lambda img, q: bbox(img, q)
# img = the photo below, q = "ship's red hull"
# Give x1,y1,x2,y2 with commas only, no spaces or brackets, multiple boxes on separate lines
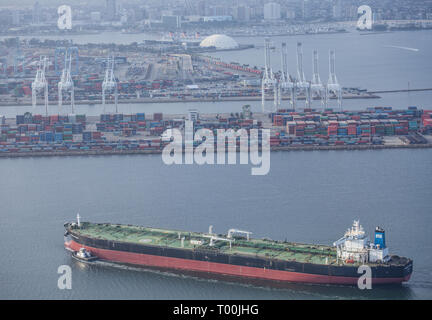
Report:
65,240,410,285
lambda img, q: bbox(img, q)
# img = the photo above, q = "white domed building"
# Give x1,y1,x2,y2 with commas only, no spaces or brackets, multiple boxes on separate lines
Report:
199,34,239,50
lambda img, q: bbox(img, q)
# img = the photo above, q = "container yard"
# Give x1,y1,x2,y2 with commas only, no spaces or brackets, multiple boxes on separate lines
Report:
1,106,431,157
268,106,432,148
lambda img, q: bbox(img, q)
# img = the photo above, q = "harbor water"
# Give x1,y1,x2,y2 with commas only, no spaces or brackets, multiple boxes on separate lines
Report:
0,149,431,299
0,91,431,118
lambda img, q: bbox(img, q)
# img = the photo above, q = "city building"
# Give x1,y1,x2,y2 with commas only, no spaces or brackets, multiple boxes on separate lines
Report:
234,5,251,22
333,0,342,19
264,2,281,20
106,0,117,21
197,1,207,16
91,12,102,23
202,16,233,22
32,1,41,24
12,11,20,26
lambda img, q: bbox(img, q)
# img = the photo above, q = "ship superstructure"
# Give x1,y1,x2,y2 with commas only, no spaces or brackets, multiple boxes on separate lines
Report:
334,221,389,264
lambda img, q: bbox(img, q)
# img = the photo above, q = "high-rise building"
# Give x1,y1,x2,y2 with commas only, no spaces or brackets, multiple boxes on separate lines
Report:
264,2,281,20
134,7,147,21
120,12,128,24
106,0,116,21
12,11,20,25
235,5,250,21
301,0,306,19
214,6,227,16
333,0,342,19
91,11,101,23
197,1,207,16
250,6,263,20
286,9,295,20
32,1,40,24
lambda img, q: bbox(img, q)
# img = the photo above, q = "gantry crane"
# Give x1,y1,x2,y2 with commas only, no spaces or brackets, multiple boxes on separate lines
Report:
310,49,325,109
295,42,310,109
326,50,342,110
31,55,49,116
102,56,118,113
58,51,75,113
278,42,296,110
261,38,278,113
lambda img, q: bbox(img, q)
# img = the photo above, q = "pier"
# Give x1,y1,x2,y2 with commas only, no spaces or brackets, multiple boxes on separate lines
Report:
1,142,431,159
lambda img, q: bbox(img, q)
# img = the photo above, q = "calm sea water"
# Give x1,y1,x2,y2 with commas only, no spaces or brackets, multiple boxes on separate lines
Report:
214,30,432,91
0,149,431,299
0,31,431,300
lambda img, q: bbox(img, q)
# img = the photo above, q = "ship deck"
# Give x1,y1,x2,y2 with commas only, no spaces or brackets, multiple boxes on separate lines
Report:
72,222,339,265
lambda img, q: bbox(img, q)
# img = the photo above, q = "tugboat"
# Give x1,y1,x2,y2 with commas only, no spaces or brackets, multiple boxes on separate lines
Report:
72,247,98,263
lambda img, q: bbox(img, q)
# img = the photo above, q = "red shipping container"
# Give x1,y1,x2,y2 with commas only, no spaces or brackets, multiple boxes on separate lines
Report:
348,125,357,135
22,86,32,95
154,113,163,121
92,132,102,139
50,115,59,124
328,125,338,135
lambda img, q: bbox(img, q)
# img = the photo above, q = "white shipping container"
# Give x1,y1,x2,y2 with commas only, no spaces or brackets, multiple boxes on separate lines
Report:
73,134,83,142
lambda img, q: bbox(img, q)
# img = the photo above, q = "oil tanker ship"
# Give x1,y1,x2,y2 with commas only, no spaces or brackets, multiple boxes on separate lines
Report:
64,216,412,286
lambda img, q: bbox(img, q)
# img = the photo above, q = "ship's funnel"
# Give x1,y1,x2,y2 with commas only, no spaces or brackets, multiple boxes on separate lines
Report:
374,227,386,248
